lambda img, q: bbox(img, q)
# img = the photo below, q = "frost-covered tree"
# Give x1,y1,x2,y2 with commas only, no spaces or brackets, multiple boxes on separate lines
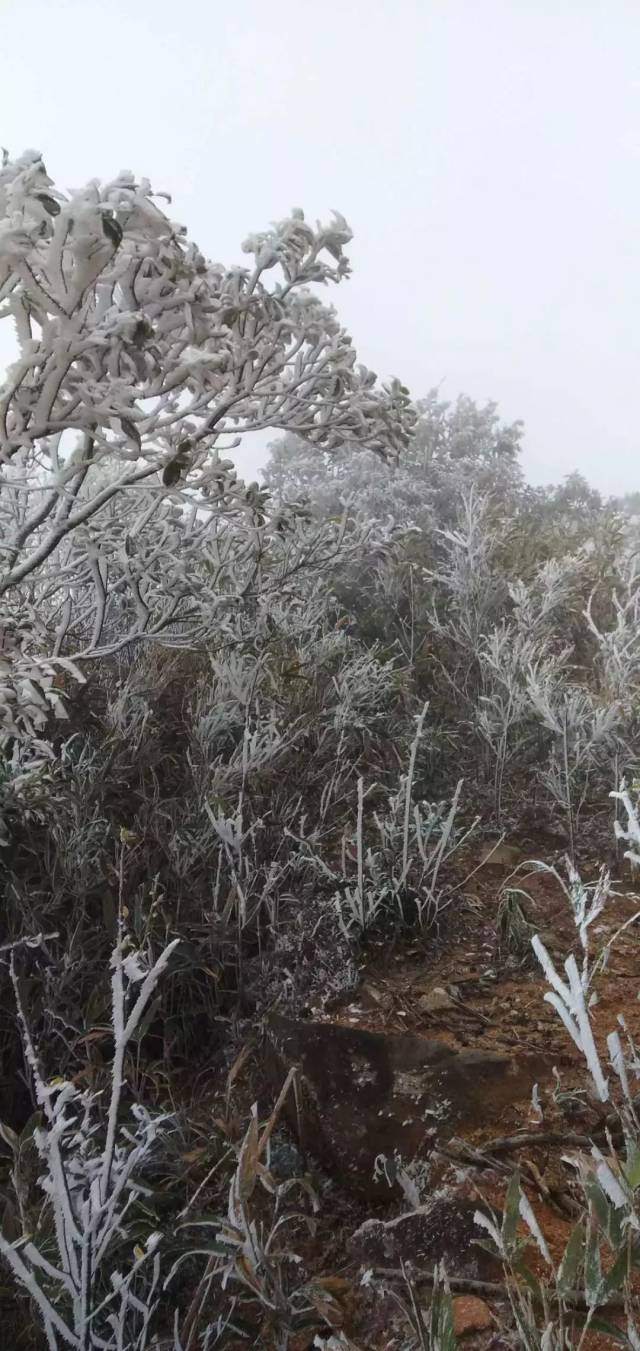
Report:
0,149,415,733
265,389,523,524
262,393,525,670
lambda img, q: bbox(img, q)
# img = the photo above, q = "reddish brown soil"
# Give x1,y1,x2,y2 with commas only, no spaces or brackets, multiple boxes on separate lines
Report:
277,842,640,1348
181,839,640,1348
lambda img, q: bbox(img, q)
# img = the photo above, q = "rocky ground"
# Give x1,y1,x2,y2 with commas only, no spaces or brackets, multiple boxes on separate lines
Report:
245,834,640,1349
5,831,639,1348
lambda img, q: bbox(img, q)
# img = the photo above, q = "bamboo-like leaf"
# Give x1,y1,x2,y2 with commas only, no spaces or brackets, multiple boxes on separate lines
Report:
513,1259,544,1304
585,1177,615,1233
502,1171,522,1253
586,1318,630,1345
599,1246,629,1300
624,1142,640,1191
0,1121,19,1154
556,1221,585,1296
584,1212,603,1305
236,1109,261,1204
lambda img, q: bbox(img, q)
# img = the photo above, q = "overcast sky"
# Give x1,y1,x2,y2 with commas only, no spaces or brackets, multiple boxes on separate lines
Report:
2,0,639,495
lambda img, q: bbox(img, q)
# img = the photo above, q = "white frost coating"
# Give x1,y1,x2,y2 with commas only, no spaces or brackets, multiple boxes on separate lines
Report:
591,1148,632,1215
611,783,640,867
607,1029,633,1104
0,149,415,743
0,936,177,1348
532,937,609,1101
473,1209,504,1255
518,1191,552,1265
627,1320,640,1351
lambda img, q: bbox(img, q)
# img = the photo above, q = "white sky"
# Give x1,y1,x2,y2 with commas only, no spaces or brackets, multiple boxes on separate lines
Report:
1,0,639,495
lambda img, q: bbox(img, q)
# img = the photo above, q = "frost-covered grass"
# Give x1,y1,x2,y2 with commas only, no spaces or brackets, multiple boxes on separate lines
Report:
2,147,640,1348
474,787,640,1348
0,923,179,1350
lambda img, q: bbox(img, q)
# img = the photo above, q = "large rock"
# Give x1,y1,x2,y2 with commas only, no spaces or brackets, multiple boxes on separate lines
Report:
264,1014,547,1198
350,1189,501,1280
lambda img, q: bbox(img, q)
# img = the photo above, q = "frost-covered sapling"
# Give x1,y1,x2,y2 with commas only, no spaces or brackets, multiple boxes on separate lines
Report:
0,928,180,1350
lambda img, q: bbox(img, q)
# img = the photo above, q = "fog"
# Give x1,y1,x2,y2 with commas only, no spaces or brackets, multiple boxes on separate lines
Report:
2,0,639,493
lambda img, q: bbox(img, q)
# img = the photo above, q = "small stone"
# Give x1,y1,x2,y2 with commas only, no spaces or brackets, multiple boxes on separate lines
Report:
418,987,454,1013
452,1295,493,1336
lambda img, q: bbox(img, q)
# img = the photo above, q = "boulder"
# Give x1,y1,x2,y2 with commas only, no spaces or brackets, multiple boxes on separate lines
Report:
264,1013,548,1198
349,1189,501,1280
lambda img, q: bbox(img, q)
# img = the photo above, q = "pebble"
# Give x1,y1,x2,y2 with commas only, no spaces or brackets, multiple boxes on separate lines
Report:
451,1294,494,1336
418,986,455,1013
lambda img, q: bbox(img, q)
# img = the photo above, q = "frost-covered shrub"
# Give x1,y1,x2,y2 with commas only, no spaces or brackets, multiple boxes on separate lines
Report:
266,421,640,837
4,140,640,1351
526,674,623,856
0,932,179,1351
474,788,640,1348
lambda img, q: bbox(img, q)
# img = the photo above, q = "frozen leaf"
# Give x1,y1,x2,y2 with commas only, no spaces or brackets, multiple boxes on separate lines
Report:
36,193,60,216
101,213,123,249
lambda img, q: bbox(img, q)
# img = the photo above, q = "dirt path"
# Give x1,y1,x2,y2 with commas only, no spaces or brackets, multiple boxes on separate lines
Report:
280,843,640,1348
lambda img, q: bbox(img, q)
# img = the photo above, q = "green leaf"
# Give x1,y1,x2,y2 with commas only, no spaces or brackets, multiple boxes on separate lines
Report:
177,1212,230,1231
36,193,60,216
598,1246,629,1301
424,1267,458,1351
585,1176,625,1249
130,995,162,1046
162,440,192,487
502,1170,521,1254
120,417,141,451
102,213,123,250
624,1142,640,1191
511,1301,545,1351
19,1111,42,1148
583,1317,629,1344
513,1259,544,1305
0,1120,19,1154
585,1178,612,1232
1,1197,20,1243
101,889,118,941
236,1111,260,1203
162,458,183,487
605,1202,625,1252
556,1221,585,1297
584,1213,603,1306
